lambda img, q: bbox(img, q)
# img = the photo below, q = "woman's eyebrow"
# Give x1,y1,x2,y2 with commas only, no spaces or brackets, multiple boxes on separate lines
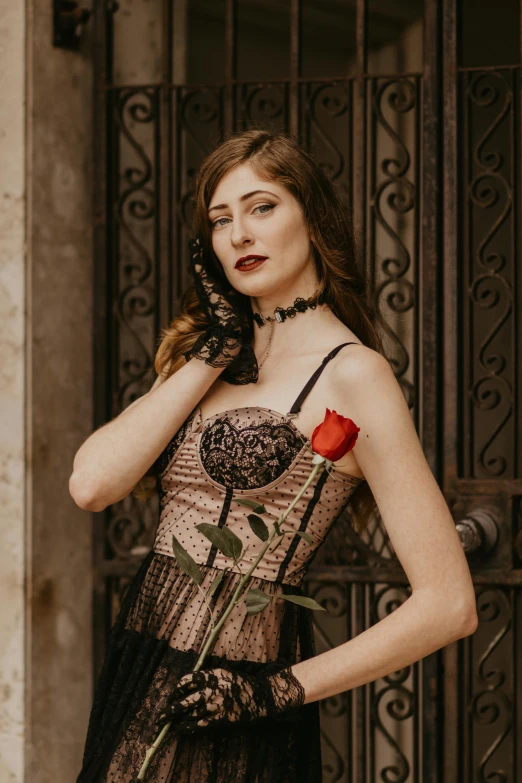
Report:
208,190,278,214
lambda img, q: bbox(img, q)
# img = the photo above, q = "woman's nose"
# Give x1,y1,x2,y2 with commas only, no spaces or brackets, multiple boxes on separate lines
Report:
230,215,254,246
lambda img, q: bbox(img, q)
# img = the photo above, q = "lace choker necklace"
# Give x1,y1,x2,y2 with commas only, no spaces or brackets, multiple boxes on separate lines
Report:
252,291,320,327
252,291,321,369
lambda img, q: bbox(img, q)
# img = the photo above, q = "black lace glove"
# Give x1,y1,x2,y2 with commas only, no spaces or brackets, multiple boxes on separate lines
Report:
184,235,259,385
157,666,306,734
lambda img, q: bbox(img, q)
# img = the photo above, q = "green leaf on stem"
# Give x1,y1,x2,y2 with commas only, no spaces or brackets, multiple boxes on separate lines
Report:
171,534,202,585
245,588,272,615
247,514,269,541
279,594,326,611
295,530,313,545
273,520,283,536
206,569,226,599
196,523,243,561
233,497,266,514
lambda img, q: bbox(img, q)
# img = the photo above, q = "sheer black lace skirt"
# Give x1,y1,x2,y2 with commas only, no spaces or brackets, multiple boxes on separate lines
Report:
75,551,322,783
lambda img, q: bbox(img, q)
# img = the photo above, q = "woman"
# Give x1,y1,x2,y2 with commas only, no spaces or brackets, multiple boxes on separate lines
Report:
71,130,478,782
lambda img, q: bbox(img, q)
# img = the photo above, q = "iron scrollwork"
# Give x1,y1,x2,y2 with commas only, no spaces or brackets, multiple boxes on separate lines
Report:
464,70,515,479
370,585,416,783
113,87,159,409
306,81,352,182
305,580,418,783
469,587,513,782
371,76,419,412
105,87,161,562
240,83,288,132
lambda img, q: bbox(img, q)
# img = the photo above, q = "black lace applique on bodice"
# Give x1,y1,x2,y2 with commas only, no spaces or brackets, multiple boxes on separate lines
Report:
199,416,307,490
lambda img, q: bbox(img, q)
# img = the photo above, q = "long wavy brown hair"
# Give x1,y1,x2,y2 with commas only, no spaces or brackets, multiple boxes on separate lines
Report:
133,129,388,534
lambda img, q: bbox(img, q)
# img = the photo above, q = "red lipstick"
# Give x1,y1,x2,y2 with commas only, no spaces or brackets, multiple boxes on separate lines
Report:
236,259,266,272
235,254,268,269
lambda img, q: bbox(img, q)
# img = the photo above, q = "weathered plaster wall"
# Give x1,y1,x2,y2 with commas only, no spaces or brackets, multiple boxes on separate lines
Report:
0,0,26,780
0,0,95,780
25,1,95,780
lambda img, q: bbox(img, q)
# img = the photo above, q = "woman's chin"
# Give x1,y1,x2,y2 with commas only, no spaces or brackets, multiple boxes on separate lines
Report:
232,277,275,295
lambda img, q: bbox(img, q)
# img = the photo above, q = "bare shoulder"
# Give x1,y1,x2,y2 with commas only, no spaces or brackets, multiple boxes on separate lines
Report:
331,343,394,389
330,343,394,401
329,344,411,435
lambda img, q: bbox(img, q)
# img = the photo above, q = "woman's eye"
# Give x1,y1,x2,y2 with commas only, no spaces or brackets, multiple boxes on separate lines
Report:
211,203,275,229
255,203,275,216
212,216,230,229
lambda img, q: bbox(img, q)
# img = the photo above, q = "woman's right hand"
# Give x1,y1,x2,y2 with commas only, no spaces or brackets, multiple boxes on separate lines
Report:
184,236,259,385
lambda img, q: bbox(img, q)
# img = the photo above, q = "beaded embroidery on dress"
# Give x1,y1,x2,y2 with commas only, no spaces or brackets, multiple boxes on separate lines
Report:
75,342,365,783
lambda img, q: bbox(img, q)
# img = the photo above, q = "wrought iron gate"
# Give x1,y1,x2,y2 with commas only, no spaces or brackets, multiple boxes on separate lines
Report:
92,1,522,780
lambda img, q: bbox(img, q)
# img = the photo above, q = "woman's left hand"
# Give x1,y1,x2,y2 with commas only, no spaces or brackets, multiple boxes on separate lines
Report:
157,666,306,733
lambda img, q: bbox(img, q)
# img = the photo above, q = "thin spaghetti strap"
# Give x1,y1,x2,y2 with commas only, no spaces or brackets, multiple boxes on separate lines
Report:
286,342,361,417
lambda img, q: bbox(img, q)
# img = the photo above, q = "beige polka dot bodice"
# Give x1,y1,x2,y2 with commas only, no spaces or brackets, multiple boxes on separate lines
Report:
153,342,365,587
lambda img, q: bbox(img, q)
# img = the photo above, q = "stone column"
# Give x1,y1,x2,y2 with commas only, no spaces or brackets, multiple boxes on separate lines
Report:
0,1,95,780
0,0,26,778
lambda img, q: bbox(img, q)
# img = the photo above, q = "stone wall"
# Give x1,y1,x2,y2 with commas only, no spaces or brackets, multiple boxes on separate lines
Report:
0,0,26,778
0,1,95,780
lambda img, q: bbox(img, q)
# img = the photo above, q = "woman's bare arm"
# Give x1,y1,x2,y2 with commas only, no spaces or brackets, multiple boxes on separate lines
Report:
69,358,224,512
290,348,478,703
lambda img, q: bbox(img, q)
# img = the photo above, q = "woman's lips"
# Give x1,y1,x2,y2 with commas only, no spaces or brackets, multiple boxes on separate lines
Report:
236,259,266,272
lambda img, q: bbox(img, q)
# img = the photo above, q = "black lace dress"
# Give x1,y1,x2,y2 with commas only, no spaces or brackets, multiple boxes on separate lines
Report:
76,342,364,783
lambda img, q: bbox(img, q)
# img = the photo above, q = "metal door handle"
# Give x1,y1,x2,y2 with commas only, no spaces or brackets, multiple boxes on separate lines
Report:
455,510,499,555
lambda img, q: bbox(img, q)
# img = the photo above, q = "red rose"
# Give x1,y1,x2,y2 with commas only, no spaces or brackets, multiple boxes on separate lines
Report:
311,408,360,461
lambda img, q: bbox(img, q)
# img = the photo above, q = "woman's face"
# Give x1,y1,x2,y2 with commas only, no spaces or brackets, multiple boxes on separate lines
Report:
208,163,315,296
